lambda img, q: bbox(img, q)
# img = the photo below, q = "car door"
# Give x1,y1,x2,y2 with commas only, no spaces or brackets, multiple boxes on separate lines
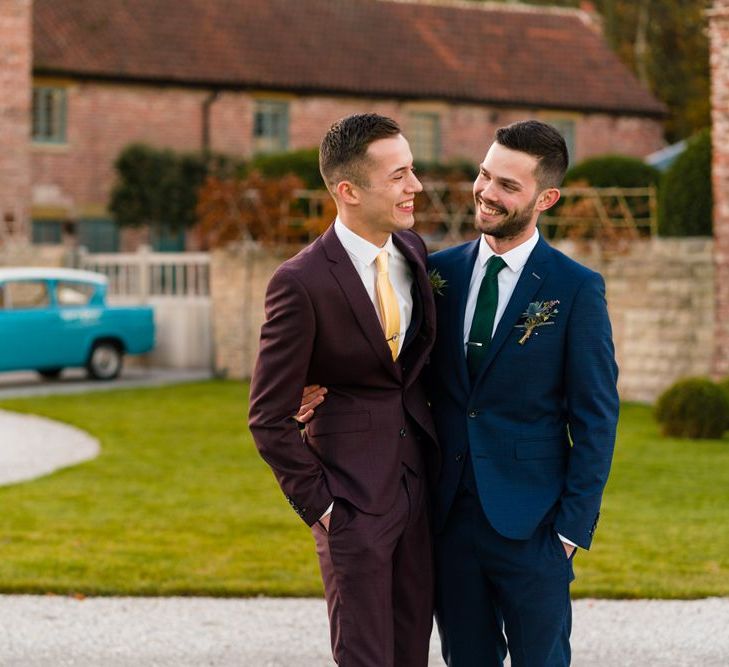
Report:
0,279,58,371
52,279,103,366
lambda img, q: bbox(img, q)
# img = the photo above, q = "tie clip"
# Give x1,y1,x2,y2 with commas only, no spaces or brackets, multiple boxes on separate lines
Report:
466,341,484,347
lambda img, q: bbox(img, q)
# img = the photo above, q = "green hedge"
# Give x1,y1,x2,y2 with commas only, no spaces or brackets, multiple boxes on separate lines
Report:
658,129,712,237
564,155,661,188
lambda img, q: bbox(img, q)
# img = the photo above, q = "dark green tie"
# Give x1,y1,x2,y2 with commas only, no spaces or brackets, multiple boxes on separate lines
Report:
467,255,507,379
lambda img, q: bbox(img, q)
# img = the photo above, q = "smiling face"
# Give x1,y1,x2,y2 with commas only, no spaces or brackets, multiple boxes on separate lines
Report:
346,133,422,246
473,142,545,249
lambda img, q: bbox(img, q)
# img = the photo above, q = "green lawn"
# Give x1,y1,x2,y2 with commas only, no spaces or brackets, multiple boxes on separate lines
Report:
0,382,727,598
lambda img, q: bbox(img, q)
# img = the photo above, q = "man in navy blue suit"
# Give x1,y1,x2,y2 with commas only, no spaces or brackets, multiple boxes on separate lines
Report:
427,120,618,666
299,120,618,665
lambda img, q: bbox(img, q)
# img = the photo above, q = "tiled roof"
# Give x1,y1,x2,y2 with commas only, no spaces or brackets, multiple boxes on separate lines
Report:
33,0,666,116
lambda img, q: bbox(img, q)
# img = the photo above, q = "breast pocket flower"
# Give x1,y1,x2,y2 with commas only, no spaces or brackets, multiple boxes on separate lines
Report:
515,300,559,345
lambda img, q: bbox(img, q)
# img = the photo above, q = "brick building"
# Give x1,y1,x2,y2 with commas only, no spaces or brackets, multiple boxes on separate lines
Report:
3,0,665,252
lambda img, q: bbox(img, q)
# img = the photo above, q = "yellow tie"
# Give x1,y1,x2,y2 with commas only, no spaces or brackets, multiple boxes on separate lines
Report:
375,250,401,361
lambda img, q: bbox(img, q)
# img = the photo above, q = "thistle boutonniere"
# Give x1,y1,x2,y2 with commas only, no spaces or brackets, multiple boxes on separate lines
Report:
514,300,560,345
428,269,447,296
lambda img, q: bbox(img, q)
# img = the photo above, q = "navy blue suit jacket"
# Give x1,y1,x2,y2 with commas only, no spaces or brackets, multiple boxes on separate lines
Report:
427,235,619,549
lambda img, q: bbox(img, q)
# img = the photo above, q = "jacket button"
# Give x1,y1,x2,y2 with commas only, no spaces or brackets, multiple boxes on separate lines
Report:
399,428,407,438
468,410,479,418
455,453,464,462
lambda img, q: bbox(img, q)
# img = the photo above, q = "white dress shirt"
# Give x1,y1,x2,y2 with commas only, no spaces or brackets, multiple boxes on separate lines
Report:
334,218,413,356
462,229,577,551
463,229,539,352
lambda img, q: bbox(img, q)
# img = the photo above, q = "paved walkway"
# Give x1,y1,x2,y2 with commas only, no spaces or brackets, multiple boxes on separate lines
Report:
1,374,727,665
0,367,212,400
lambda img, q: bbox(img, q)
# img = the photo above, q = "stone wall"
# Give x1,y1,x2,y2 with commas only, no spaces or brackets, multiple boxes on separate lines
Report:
210,243,292,379
709,1,729,377
211,236,715,403
554,238,715,403
0,241,65,268
0,0,32,242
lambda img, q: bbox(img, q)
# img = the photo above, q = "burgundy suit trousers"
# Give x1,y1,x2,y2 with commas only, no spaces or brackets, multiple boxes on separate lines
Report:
312,468,433,667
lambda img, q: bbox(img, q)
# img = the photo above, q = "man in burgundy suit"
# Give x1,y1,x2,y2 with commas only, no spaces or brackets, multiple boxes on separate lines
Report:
248,113,439,667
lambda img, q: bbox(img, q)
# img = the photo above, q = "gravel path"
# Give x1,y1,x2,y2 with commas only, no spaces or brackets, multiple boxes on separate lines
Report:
0,595,728,666
0,409,99,485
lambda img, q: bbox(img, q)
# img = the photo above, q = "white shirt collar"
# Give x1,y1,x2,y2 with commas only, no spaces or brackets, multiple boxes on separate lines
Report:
477,228,540,272
334,217,396,266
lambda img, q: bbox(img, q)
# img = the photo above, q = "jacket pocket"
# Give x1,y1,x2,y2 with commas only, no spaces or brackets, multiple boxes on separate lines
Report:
307,410,371,437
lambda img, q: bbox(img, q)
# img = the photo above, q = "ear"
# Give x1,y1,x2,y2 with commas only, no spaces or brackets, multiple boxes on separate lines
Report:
335,180,360,205
535,188,560,212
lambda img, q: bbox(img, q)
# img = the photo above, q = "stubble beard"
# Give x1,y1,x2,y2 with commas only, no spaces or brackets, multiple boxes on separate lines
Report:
474,194,538,240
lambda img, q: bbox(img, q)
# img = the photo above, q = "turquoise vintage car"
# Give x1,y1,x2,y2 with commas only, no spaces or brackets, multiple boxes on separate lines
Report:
0,267,155,380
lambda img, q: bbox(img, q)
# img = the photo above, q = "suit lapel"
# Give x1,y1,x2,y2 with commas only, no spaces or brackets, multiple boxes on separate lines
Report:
472,237,552,386
392,233,435,385
322,225,401,381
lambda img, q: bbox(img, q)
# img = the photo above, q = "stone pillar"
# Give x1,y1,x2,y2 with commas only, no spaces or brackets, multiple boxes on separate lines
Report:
0,0,32,244
710,0,729,377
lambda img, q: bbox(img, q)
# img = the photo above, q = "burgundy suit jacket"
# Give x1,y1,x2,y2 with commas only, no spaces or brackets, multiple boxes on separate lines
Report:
249,224,438,526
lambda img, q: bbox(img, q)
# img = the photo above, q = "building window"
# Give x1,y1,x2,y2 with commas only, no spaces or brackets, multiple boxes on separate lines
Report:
547,118,576,165
409,113,440,164
78,219,120,253
253,100,289,154
32,86,67,144
32,220,63,245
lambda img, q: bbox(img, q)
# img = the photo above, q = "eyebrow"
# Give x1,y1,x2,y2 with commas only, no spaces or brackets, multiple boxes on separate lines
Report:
479,165,522,189
389,165,411,177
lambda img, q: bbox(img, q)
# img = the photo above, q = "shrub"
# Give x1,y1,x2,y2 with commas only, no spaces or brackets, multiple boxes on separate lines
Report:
719,377,729,401
564,155,661,189
658,128,712,237
654,377,729,439
250,148,323,189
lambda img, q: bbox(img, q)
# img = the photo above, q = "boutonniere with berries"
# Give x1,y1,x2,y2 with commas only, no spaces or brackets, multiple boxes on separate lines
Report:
515,300,560,345
428,269,447,296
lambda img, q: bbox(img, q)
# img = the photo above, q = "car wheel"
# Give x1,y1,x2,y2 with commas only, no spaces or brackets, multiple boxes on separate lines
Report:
38,368,63,380
87,342,124,380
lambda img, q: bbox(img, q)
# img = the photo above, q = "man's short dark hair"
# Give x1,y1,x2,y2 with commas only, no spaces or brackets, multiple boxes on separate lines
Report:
495,120,569,189
319,113,401,192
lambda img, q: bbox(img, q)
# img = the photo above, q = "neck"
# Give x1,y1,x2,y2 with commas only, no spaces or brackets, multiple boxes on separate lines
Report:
338,215,389,248
483,224,537,255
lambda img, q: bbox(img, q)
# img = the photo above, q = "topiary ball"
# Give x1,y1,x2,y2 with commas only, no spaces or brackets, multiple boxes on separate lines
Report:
655,377,729,439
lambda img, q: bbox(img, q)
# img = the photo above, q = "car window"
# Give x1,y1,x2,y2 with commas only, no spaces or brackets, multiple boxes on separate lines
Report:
57,281,95,306
3,281,51,309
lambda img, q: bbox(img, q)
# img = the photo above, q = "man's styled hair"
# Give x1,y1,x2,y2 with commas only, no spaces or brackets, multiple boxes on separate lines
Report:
495,120,569,189
319,113,401,193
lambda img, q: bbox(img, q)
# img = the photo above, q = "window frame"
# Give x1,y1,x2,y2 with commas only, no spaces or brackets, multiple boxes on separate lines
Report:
32,86,68,145
253,100,289,154
409,112,441,165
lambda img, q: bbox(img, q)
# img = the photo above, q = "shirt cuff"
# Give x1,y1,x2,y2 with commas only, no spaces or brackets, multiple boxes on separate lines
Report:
319,502,334,522
558,533,578,548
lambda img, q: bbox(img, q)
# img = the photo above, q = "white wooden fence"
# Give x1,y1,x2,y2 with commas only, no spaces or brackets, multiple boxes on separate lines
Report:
78,246,212,369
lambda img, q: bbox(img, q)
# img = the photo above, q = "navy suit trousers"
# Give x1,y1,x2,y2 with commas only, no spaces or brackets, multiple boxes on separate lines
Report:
435,460,575,667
